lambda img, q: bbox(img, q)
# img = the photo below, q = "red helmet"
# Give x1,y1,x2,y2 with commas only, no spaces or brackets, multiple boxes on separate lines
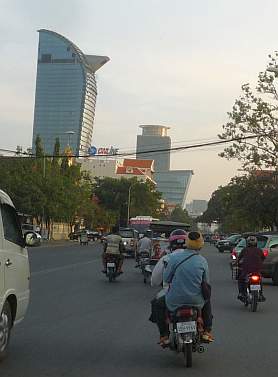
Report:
169,229,187,250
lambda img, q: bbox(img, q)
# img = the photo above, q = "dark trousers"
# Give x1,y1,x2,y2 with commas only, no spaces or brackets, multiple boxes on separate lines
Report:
150,295,213,337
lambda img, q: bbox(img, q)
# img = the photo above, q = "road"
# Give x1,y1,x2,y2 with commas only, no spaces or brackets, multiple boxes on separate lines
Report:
1,242,278,377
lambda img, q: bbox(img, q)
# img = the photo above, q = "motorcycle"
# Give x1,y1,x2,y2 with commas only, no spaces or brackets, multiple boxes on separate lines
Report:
241,273,264,312
231,251,239,280
138,250,151,282
142,258,158,284
168,306,208,368
106,256,120,283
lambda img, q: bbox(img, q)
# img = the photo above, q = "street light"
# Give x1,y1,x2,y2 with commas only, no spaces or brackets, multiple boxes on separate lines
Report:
65,131,75,149
127,182,137,226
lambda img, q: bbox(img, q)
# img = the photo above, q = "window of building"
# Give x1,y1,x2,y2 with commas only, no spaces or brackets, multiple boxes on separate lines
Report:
41,54,52,63
1,204,24,246
67,46,70,51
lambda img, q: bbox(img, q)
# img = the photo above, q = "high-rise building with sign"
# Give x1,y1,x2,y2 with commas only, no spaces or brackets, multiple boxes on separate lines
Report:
32,29,109,155
136,125,193,208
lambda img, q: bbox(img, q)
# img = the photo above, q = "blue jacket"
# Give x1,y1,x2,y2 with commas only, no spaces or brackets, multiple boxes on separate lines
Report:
163,249,209,312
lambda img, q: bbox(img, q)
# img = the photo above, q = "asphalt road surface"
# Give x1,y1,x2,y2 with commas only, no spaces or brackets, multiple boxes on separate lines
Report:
1,242,278,377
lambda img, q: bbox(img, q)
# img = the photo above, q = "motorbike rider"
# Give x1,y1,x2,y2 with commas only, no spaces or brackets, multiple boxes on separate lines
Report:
102,225,124,274
150,230,214,347
237,235,266,301
135,231,152,266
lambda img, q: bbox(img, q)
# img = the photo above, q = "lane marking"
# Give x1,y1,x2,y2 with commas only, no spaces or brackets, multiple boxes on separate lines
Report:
31,258,99,277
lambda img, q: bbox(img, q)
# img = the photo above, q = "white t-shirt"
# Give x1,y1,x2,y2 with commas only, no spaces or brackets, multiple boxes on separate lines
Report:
138,237,152,252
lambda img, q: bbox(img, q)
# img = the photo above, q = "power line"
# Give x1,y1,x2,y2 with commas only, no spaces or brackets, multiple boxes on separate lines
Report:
0,133,267,159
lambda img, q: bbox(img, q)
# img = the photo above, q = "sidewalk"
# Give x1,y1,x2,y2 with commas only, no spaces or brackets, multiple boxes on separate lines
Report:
40,239,77,248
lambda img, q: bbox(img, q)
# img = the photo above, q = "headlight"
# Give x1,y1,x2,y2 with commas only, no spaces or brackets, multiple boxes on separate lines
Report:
232,255,237,260
123,241,127,245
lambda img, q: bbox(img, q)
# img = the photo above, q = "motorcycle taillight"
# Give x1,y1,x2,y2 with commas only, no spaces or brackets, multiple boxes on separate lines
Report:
177,308,193,317
250,275,261,283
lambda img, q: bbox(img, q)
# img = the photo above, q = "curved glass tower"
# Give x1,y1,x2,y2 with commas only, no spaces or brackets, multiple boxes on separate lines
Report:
32,29,109,155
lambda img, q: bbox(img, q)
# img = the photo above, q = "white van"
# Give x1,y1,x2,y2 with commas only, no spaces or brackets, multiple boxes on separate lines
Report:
0,190,34,360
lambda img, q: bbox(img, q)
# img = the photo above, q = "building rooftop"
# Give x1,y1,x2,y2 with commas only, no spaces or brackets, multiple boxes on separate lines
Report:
123,159,154,169
38,29,110,73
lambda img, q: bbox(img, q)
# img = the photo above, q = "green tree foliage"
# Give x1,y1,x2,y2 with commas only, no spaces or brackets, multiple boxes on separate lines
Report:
92,177,163,225
201,174,278,232
35,135,44,157
169,205,191,224
219,53,278,170
0,154,94,236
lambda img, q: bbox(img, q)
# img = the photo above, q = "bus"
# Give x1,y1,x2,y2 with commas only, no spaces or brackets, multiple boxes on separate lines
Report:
129,216,159,234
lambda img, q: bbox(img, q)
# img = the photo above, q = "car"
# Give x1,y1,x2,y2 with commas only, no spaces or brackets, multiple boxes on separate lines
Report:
87,230,101,241
216,234,242,253
0,189,38,360
68,230,81,240
119,228,139,257
231,233,278,285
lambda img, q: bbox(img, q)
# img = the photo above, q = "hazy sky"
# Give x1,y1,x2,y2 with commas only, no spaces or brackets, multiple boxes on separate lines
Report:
1,0,278,202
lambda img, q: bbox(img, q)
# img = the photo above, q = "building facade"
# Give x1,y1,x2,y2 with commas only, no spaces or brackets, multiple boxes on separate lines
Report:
155,170,193,208
186,200,208,218
136,125,171,172
136,125,193,208
32,29,109,155
80,158,155,183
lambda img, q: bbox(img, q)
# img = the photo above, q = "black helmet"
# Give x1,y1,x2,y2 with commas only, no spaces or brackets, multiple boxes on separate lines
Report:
169,229,187,250
247,235,257,247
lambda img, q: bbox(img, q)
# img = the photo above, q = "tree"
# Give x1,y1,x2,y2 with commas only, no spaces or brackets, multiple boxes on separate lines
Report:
201,174,278,232
219,53,278,170
92,177,163,225
169,205,191,223
35,135,44,157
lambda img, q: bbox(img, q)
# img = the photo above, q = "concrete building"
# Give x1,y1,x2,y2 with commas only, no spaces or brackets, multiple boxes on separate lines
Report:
136,125,193,208
186,200,208,218
136,125,171,172
80,158,155,183
32,29,109,155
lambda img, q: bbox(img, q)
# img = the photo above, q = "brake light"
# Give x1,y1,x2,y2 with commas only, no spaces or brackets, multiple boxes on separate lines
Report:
250,275,260,283
177,308,193,317
263,248,269,257
231,250,237,258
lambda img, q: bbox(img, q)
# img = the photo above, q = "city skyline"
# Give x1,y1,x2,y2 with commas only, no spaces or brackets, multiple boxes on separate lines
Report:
1,0,277,201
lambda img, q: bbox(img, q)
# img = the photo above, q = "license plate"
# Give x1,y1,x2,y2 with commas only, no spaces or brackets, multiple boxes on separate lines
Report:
250,285,261,291
177,321,196,334
107,262,115,268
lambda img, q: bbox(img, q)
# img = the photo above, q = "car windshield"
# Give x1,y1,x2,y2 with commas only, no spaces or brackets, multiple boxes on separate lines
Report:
119,230,134,238
22,224,33,231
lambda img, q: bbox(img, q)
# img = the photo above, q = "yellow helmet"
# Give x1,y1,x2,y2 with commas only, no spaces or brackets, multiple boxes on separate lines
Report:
186,231,204,250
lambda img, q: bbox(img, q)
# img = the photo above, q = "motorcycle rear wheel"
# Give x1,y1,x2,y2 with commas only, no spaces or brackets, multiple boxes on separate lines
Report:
251,292,258,312
184,343,193,368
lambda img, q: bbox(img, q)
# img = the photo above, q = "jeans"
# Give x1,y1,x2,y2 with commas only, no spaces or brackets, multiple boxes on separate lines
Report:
150,295,213,337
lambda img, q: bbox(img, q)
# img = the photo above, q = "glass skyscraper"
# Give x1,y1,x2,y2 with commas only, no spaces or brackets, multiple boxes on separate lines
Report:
32,29,109,155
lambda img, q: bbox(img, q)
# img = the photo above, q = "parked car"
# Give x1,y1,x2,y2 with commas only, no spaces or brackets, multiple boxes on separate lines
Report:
119,228,139,257
231,233,278,285
87,231,101,241
0,189,38,360
216,234,242,253
68,230,81,240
